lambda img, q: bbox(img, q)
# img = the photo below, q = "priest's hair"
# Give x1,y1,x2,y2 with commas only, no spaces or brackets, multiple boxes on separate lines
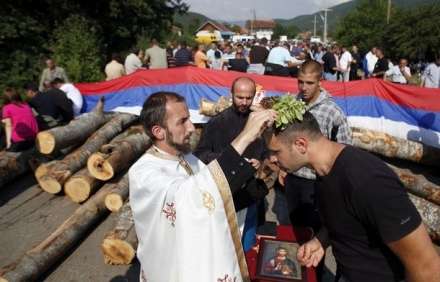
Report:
140,91,185,140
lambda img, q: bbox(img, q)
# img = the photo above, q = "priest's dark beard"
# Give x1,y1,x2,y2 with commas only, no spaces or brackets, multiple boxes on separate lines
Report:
165,128,192,155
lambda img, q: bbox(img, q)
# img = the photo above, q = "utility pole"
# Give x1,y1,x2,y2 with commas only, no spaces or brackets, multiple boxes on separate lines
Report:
313,14,317,37
250,9,256,36
323,9,331,44
387,0,392,24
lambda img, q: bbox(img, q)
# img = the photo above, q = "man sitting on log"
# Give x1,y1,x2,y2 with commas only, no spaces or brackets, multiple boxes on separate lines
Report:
129,91,276,282
265,107,440,282
194,77,269,253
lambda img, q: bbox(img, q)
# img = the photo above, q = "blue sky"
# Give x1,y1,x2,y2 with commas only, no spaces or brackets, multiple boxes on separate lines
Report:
184,0,352,21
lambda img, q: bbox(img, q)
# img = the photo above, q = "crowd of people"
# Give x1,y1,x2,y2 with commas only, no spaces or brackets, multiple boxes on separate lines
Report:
107,38,440,88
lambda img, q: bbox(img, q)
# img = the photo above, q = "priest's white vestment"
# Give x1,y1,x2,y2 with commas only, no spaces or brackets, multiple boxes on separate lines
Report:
129,146,250,282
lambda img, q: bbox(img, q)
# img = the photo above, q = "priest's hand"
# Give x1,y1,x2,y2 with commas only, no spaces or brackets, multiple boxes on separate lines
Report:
246,158,261,170
297,237,324,268
231,110,276,155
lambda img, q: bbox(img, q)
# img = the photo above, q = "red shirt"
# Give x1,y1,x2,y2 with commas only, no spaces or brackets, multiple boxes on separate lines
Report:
2,103,39,142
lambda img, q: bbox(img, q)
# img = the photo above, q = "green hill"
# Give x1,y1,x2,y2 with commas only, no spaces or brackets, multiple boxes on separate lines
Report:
173,11,211,32
276,0,439,33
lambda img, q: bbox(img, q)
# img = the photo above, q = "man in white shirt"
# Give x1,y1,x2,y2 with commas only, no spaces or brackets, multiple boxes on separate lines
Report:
124,49,144,75
51,78,83,116
421,57,440,88
385,59,411,84
365,47,378,76
207,43,223,68
339,46,353,82
265,42,293,77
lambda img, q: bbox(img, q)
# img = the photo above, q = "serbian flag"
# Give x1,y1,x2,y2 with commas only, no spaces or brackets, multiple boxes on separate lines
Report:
76,66,440,149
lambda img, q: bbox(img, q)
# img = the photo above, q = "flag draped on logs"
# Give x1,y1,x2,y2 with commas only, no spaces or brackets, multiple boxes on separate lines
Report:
36,98,108,155
351,127,440,167
64,167,103,203
101,202,138,265
35,113,137,194
87,133,151,181
0,175,129,282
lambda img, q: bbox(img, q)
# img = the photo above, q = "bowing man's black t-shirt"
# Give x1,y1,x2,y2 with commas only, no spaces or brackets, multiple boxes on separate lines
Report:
316,146,421,282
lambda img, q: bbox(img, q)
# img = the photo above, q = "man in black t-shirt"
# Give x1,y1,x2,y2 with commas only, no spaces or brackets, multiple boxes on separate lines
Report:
265,112,440,282
322,45,339,81
371,47,389,79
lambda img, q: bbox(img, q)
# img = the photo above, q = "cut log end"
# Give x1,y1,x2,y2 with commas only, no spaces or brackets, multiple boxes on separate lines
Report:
88,153,114,181
38,175,62,194
105,194,124,212
102,238,136,265
36,131,56,155
64,178,92,203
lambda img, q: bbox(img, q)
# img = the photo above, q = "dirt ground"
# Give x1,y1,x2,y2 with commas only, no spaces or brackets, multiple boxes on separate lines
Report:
0,175,137,282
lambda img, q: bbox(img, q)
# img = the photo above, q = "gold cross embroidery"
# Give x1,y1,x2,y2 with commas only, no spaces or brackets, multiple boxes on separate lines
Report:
178,156,215,214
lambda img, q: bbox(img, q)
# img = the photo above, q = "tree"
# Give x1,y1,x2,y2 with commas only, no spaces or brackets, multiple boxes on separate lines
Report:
335,0,388,53
385,4,440,61
0,0,188,94
273,23,300,40
52,15,104,83
335,0,440,61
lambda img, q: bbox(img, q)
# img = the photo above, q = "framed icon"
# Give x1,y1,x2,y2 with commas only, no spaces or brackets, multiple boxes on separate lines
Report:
255,238,307,281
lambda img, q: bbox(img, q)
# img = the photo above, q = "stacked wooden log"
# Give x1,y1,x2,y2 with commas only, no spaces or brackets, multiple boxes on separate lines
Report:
101,202,138,265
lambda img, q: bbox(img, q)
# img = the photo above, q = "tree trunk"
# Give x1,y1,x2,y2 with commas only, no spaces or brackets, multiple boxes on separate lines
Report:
409,194,440,243
87,133,151,181
0,149,35,187
0,175,129,282
386,163,440,206
64,167,103,203
36,97,107,155
101,202,138,265
352,127,440,167
199,97,231,116
35,113,137,194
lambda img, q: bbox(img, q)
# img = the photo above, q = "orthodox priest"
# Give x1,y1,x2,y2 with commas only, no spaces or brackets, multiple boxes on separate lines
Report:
129,91,276,282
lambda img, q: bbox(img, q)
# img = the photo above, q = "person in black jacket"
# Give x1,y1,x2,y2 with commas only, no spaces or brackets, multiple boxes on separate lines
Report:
194,77,269,251
24,82,73,130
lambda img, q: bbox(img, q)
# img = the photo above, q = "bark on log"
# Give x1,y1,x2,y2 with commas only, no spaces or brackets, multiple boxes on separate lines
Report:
352,127,440,167
0,149,36,187
386,163,440,206
36,97,107,155
87,133,151,181
101,202,138,265
104,180,129,213
409,194,440,243
0,175,129,282
199,97,231,116
35,113,137,194
64,167,104,203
